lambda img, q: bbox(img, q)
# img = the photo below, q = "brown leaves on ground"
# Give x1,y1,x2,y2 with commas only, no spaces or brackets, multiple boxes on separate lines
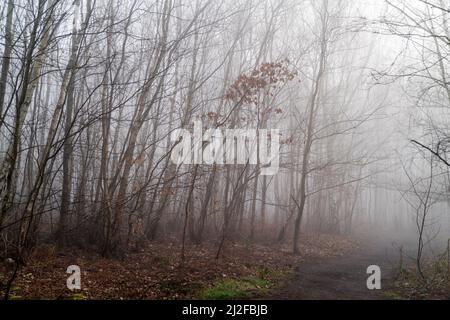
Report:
0,234,358,300
391,260,450,300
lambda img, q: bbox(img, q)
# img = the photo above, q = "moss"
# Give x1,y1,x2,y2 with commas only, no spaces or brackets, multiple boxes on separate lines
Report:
6,286,22,300
66,292,86,300
198,277,271,300
383,290,405,300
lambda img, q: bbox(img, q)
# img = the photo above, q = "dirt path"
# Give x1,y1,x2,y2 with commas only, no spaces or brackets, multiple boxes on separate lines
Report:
269,240,399,300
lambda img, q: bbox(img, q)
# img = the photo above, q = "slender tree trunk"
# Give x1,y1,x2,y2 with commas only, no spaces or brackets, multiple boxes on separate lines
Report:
0,0,14,127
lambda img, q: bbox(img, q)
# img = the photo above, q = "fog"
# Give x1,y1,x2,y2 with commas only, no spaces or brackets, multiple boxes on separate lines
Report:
1,0,450,297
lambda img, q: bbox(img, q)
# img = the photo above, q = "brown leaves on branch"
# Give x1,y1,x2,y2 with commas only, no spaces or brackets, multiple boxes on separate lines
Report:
224,60,298,106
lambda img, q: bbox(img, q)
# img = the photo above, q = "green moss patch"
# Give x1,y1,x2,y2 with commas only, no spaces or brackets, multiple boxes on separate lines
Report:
198,277,271,300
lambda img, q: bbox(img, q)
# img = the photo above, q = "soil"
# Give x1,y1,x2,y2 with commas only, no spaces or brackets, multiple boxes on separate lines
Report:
268,239,399,300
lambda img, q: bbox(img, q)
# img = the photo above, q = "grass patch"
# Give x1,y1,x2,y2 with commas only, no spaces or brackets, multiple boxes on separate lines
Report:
198,277,271,300
65,292,86,300
6,286,22,300
383,290,405,300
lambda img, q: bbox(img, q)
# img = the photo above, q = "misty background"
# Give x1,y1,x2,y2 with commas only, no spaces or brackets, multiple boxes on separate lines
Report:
0,0,449,267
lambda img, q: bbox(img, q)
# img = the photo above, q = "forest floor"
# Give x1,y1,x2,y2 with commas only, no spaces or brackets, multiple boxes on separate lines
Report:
0,234,358,300
267,236,450,300
268,239,398,300
2,234,449,300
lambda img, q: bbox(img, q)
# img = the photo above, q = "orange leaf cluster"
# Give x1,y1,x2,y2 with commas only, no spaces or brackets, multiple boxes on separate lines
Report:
224,60,297,105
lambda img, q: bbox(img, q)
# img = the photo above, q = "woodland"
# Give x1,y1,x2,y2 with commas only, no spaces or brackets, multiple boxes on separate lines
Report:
1,0,450,300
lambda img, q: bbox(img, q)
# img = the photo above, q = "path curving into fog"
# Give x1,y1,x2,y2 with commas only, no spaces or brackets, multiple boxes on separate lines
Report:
268,239,401,300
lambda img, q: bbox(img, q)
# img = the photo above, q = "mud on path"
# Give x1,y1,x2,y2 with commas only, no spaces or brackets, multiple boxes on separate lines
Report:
269,239,400,300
